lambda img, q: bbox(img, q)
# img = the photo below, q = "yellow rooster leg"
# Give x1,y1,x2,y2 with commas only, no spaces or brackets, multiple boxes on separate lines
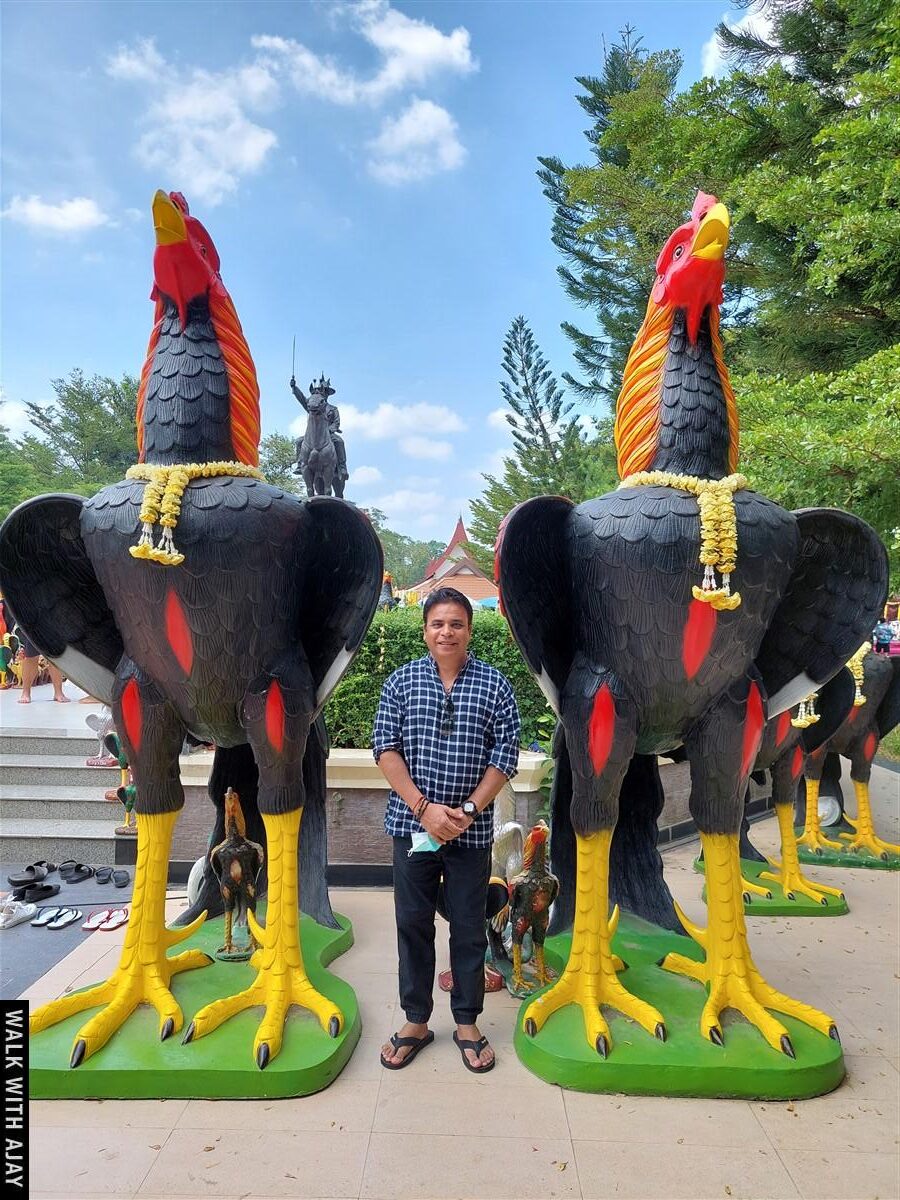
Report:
839,781,900,859
522,830,665,1056
510,943,532,994
760,804,846,905
185,807,342,1069
533,944,550,987
796,779,842,854
663,832,839,1055
29,811,211,1067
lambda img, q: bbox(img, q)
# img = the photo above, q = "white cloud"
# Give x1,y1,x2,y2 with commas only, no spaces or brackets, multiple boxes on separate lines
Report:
0,396,31,437
399,435,452,460
370,486,445,527
252,2,476,107
2,194,110,235
487,408,510,431
341,401,466,439
349,464,383,486
702,4,777,78
106,37,166,82
367,98,465,184
106,39,279,205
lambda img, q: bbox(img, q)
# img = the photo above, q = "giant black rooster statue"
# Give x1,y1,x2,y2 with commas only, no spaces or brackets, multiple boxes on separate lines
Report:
498,193,887,1060
0,191,382,1069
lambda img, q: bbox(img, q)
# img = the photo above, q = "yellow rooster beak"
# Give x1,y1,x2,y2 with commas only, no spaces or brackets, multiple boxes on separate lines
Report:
152,190,187,247
691,202,730,261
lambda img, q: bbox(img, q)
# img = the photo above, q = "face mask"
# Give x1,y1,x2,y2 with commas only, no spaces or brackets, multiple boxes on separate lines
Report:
408,830,441,856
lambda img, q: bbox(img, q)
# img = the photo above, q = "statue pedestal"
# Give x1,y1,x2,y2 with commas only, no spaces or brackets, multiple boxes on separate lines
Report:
694,855,850,916
795,825,900,871
29,908,359,1099
514,912,844,1099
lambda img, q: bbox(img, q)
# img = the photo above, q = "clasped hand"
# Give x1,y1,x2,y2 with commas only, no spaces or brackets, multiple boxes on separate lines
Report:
421,802,473,844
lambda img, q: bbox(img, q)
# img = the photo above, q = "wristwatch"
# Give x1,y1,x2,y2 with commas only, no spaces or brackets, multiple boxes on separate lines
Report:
461,800,478,819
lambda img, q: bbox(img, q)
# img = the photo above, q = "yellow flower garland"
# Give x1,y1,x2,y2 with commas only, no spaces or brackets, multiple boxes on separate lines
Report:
126,461,264,566
847,642,869,707
618,470,748,610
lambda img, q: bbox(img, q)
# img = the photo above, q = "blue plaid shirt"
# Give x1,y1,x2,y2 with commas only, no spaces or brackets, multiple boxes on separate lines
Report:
373,653,520,848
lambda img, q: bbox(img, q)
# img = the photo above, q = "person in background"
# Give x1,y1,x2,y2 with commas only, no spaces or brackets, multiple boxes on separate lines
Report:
373,586,520,1073
873,617,894,654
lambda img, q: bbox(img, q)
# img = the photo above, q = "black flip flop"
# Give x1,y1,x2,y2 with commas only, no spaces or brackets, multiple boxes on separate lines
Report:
95,867,113,884
58,860,77,875
452,1031,495,1073
7,860,55,888
64,865,94,884
47,908,82,930
380,1030,435,1070
18,883,61,904
113,869,130,888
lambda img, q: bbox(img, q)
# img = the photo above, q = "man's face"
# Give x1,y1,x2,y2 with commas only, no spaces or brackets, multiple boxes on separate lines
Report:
423,602,472,663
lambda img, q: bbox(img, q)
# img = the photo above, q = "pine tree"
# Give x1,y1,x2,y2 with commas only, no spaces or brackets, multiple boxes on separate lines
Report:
468,318,618,567
537,29,682,402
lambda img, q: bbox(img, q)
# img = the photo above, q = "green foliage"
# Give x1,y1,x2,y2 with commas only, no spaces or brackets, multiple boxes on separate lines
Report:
259,432,304,494
550,1,900,397
361,507,444,588
0,370,139,520
737,344,900,586
468,316,619,567
325,608,550,750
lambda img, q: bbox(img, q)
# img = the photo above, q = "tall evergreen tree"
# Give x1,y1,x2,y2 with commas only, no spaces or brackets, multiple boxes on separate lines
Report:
468,317,617,567
537,29,682,402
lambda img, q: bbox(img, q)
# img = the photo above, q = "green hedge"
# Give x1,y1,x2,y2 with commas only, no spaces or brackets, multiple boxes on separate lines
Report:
324,608,550,749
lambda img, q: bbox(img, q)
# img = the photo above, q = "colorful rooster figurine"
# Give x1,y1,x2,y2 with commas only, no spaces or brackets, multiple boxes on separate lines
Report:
211,787,265,960
508,822,559,996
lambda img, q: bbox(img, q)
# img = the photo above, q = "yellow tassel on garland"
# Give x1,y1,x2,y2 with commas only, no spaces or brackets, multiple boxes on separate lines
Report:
847,643,869,707
792,692,820,729
619,471,747,610
126,461,264,566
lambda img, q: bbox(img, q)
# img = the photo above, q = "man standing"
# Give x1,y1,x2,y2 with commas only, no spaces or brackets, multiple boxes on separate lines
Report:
374,586,520,1072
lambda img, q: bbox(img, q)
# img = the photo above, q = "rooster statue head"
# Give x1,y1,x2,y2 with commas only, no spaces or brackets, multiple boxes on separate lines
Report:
615,192,738,480
651,191,730,341
150,190,222,331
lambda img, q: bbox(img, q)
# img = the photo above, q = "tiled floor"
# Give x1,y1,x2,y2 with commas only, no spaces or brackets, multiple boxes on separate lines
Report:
21,764,899,1200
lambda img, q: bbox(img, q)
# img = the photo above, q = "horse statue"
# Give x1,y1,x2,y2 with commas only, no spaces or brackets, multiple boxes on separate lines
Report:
291,375,347,499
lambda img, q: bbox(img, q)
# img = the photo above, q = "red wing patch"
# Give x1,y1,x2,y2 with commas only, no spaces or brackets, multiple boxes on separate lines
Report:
588,684,615,775
682,599,717,680
165,589,193,675
863,731,878,761
740,682,765,779
775,710,792,747
121,678,142,754
790,745,804,779
265,680,285,754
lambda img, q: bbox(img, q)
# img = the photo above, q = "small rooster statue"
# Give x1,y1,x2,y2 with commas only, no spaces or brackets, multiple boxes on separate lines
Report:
508,822,559,996
498,193,887,1060
0,190,382,1069
211,787,264,959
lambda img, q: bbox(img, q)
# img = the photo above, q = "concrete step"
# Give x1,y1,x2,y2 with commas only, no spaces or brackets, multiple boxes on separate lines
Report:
0,817,118,867
1,733,99,757
0,753,214,788
2,784,120,822
0,755,122,787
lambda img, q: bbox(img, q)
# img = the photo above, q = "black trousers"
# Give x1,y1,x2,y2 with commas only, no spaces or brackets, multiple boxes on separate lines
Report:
392,836,491,1025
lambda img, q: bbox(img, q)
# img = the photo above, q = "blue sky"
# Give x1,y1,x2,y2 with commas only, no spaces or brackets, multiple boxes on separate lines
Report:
1,0,750,538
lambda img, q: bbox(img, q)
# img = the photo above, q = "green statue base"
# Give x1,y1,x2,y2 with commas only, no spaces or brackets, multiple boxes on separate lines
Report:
693,856,849,916
29,908,359,1100
514,912,844,1098
795,826,900,871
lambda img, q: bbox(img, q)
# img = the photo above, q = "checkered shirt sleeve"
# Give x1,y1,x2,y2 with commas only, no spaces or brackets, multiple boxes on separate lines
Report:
372,654,521,848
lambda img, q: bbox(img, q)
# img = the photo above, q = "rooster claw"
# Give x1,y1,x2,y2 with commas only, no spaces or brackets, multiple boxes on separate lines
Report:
256,1042,270,1070
70,1039,86,1069
182,1020,195,1045
524,1018,537,1037
160,1017,175,1042
328,1016,340,1038
654,1022,667,1043
595,1033,609,1059
781,1034,796,1059
709,1025,724,1047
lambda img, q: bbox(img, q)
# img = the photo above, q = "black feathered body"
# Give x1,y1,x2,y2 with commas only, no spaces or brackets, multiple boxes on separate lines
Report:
569,485,796,755
82,475,313,747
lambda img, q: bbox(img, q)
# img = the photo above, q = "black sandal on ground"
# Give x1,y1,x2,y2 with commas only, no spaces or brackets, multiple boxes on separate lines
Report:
453,1031,495,1073
379,1030,435,1070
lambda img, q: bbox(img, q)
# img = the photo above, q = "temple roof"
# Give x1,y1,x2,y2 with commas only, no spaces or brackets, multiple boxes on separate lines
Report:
420,515,470,581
